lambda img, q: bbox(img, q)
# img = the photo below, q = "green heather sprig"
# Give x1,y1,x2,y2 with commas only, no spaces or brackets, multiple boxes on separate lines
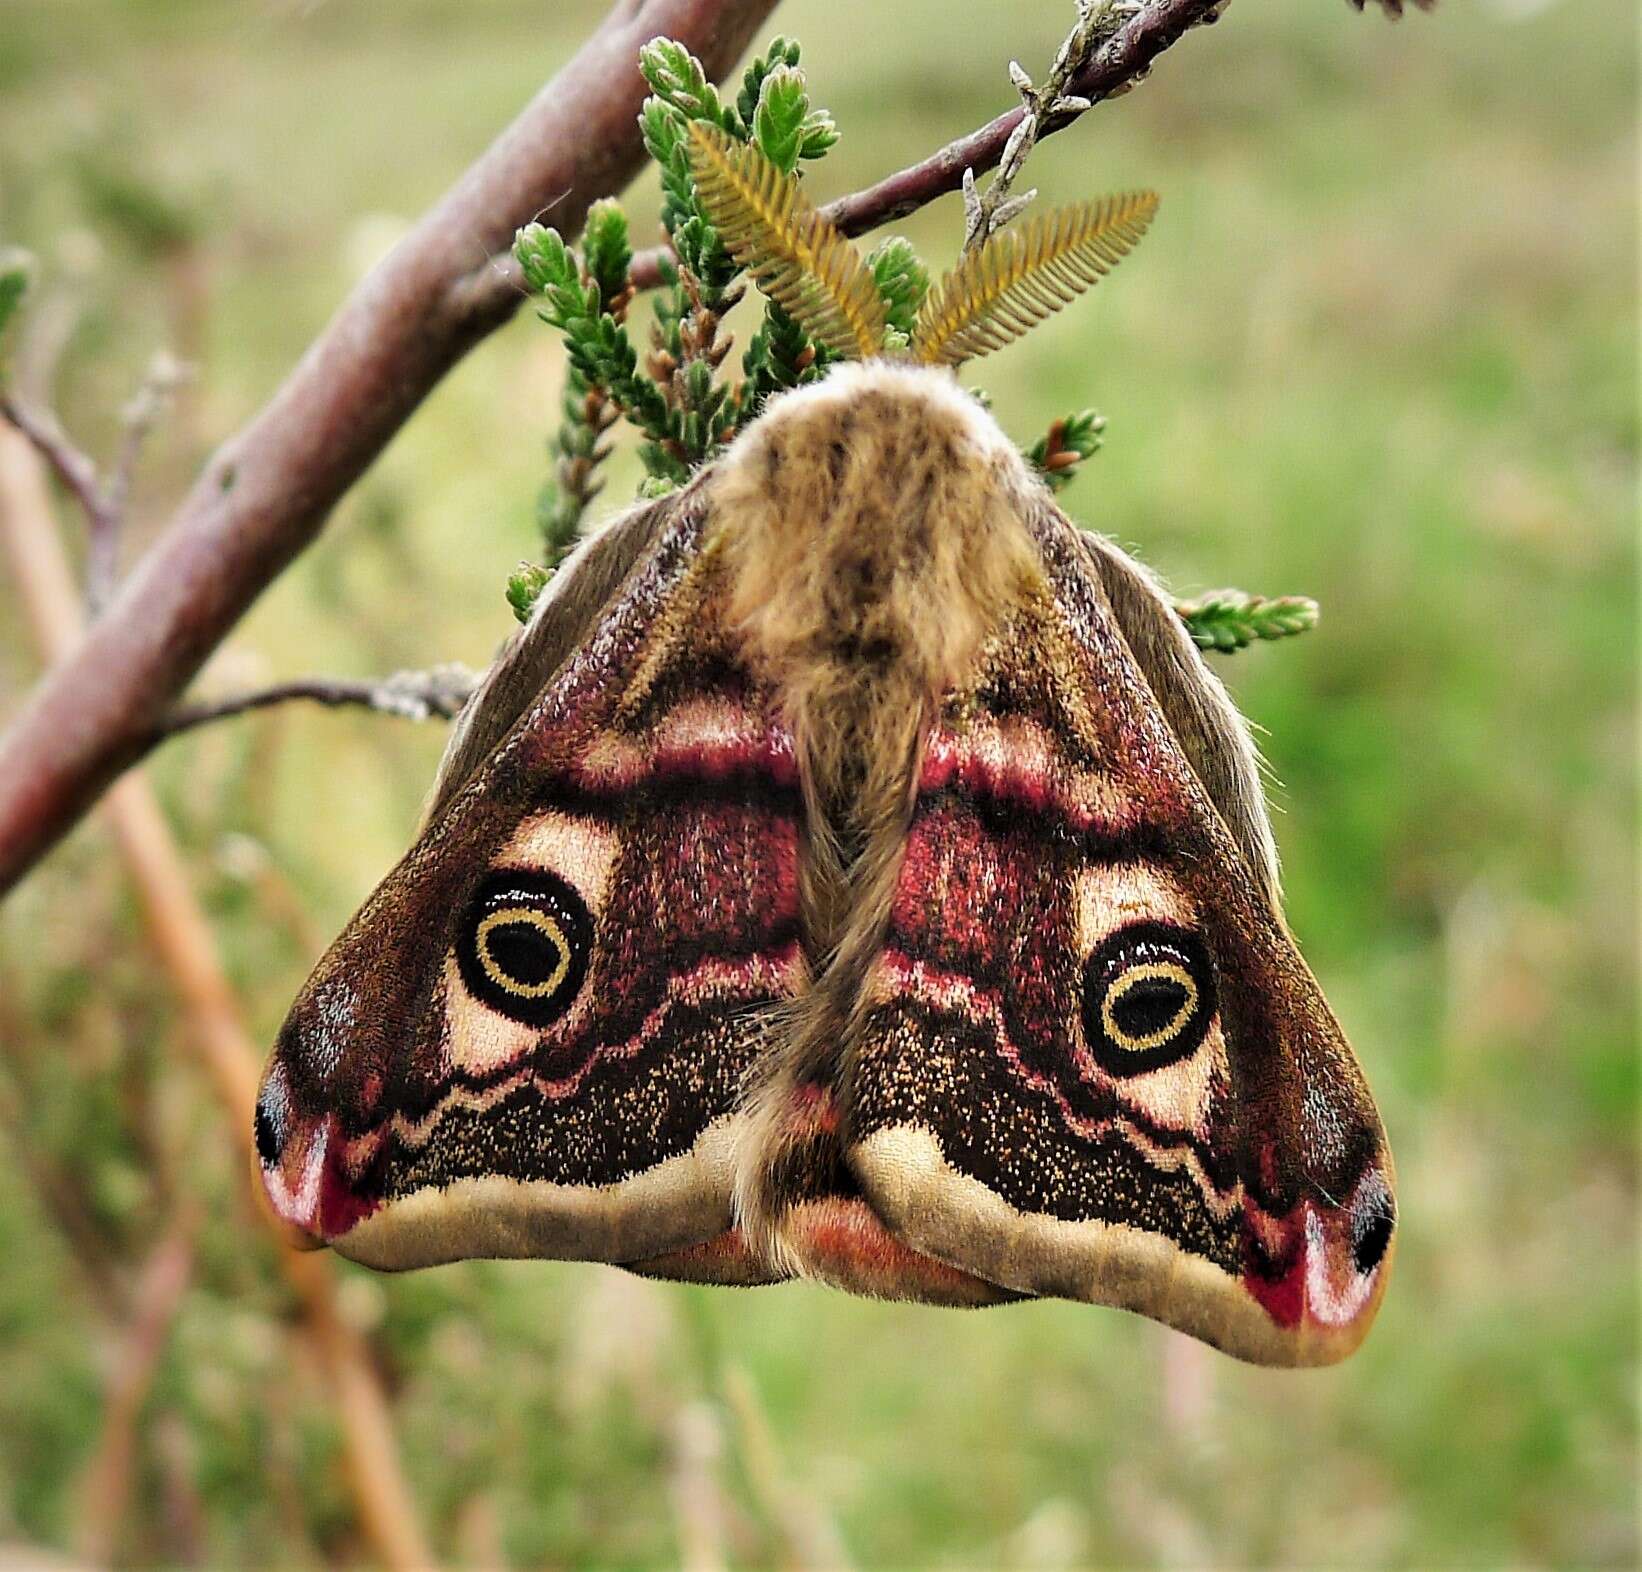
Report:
509,33,855,619
506,33,1319,657
1027,409,1106,492
1176,589,1321,653
515,220,673,445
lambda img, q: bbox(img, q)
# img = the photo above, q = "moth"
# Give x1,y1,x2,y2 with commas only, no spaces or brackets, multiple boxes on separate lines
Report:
255,124,1395,1366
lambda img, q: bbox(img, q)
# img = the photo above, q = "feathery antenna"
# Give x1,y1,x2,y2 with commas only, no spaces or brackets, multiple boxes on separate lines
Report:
687,122,888,360
911,192,1159,367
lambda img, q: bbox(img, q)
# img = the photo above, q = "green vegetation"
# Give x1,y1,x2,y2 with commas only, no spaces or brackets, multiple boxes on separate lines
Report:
0,1,1635,1566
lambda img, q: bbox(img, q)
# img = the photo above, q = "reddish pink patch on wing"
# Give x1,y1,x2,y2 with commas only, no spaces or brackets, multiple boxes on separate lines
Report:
575,726,799,793
918,730,1173,838
892,805,1027,954
1240,1203,1306,1329
317,1137,383,1239
920,735,1058,817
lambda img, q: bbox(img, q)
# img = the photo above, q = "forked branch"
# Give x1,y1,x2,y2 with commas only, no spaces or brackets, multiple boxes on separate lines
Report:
0,0,1424,896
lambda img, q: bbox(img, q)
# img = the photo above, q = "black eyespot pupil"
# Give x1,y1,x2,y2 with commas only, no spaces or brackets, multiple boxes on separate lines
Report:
1080,922,1216,1077
486,922,563,987
1110,975,1189,1039
457,869,592,1029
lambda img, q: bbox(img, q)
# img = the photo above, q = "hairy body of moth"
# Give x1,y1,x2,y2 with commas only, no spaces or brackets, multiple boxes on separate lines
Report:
255,361,1396,1367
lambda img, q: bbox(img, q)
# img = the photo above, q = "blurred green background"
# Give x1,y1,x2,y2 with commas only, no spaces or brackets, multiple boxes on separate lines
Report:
0,1,1635,1566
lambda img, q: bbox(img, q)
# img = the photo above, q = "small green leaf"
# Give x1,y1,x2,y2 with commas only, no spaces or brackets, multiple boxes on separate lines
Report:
867,237,929,337
797,114,840,161
1176,590,1321,654
581,201,632,306
514,223,597,330
639,441,691,486
506,561,554,624
740,302,825,416
735,36,802,135
639,38,729,129
1027,409,1106,492
753,64,810,174
640,95,683,166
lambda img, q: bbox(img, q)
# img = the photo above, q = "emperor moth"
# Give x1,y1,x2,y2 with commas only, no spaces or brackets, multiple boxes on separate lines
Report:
254,127,1395,1366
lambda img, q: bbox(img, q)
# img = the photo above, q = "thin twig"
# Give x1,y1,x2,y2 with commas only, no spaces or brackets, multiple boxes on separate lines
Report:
0,0,782,898
629,0,1232,289
1,351,189,613
159,664,479,740
962,0,1133,250
0,391,115,542
92,351,190,611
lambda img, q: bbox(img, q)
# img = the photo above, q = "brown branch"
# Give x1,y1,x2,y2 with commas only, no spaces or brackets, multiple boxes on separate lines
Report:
0,391,116,543
0,422,436,1571
0,0,782,896
629,0,1232,290
158,664,479,740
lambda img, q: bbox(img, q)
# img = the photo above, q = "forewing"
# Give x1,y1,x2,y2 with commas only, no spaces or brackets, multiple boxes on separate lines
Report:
255,489,802,1276
845,504,1395,1365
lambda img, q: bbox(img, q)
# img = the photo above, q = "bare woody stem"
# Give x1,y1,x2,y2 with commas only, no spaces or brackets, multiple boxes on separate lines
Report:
157,665,480,740
0,0,781,897
629,0,1231,289
0,391,116,544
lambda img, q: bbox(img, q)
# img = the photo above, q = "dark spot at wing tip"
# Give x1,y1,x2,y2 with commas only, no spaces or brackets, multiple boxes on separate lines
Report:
254,1098,283,1165
1353,1205,1395,1275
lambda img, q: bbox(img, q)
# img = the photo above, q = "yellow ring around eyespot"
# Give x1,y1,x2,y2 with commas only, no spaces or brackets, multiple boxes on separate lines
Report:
1101,960,1197,1053
475,907,571,999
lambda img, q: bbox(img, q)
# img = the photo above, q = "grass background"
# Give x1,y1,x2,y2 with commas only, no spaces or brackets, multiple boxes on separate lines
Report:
0,0,1635,1566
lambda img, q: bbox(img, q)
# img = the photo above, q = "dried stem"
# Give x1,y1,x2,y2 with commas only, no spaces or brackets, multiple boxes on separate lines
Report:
74,1207,200,1567
0,422,436,1572
1,350,189,613
0,390,115,544
0,0,782,896
92,351,190,610
158,664,479,740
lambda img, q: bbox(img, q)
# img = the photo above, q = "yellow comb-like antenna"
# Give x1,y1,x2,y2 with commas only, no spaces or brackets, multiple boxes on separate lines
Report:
911,191,1159,367
686,121,887,361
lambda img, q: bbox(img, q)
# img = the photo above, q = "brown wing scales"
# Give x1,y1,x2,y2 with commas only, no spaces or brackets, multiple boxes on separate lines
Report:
256,493,805,1275
257,363,1394,1365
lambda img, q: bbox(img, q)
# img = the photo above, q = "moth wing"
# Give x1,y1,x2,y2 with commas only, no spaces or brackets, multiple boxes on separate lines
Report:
845,503,1395,1365
255,485,801,1279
